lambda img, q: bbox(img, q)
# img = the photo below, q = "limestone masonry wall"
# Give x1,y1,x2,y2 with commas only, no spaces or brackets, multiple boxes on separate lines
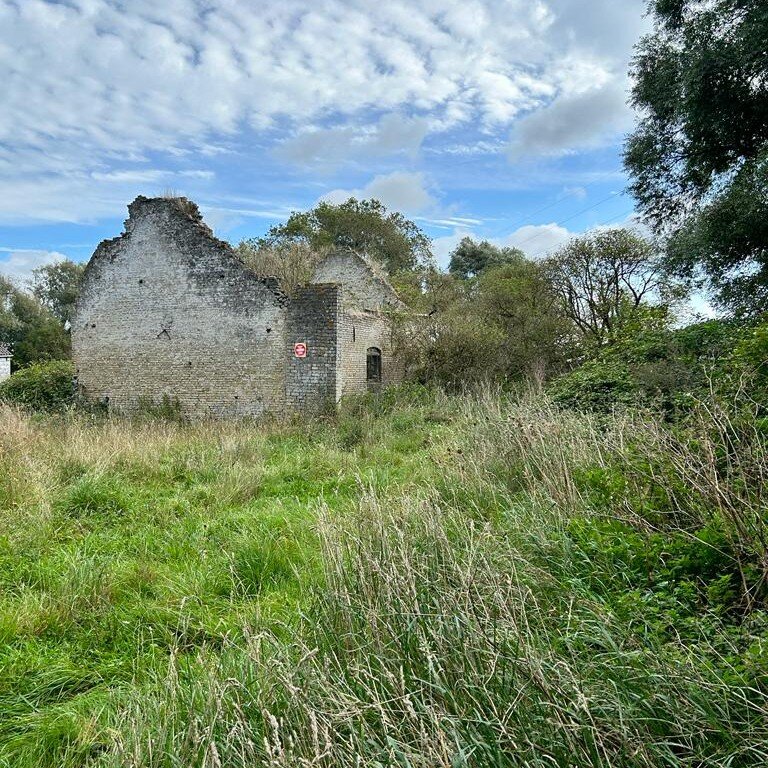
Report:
312,251,404,312
73,197,288,418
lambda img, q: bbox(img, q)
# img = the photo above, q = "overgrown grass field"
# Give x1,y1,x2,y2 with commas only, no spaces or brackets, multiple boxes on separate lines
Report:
1,387,766,766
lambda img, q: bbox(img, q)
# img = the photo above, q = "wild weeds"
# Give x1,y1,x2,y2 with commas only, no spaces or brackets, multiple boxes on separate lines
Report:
1,387,767,766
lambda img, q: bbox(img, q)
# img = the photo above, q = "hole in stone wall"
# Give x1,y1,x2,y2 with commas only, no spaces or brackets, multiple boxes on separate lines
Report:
266,327,272,334
91,323,96,328
138,279,144,284
352,326,356,342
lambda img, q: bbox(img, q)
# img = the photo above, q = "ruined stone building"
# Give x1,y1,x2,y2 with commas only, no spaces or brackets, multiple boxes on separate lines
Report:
72,196,405,418
0,343,11,382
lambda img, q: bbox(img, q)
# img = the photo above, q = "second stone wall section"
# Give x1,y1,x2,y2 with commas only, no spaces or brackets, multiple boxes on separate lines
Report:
285,284,340,413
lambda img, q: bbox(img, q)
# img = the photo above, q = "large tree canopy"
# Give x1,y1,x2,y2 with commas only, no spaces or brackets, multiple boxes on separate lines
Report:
251,198,433,274
624,0,768,314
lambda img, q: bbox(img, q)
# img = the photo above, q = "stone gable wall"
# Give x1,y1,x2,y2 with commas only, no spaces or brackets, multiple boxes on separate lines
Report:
72,198,289,419
312,251,403,312
0,356,10,382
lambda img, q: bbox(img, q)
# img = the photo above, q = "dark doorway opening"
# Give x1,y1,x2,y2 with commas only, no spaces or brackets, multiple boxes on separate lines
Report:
366,347,382,387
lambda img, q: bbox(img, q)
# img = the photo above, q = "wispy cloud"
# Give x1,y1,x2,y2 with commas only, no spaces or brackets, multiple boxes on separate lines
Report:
0,0,649,268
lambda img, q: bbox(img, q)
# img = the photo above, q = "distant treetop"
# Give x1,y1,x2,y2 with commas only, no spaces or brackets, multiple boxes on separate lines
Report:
448,237,525,280
253,198,434,275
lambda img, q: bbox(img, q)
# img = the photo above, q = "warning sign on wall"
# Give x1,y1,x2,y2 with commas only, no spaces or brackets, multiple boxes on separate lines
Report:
293,342,307,358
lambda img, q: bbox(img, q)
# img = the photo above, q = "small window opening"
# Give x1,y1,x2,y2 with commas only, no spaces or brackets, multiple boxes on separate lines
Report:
366,347,382,385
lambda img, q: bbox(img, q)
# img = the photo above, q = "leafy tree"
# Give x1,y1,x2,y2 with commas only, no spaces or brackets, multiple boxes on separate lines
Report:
0,277,70,368
253,198,433,274
448,237,525,279
397,257,571,387
390,268,464,315
475,261,572,382
625,0,768,314
29,259,86,323
408,308,506,390
543,229,669,347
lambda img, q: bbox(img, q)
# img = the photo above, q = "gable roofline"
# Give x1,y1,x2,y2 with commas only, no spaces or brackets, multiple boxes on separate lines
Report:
313,248,407,309
80,196,288,309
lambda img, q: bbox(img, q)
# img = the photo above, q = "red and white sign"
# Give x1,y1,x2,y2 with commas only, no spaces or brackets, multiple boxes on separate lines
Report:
293,342,307,358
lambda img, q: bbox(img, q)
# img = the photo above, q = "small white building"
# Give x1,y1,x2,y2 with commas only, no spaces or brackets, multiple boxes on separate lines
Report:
0,343,11,382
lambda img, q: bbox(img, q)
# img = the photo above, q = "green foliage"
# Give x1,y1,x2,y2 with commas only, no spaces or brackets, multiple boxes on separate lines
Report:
29,260,86,324
475,261,572,381
549,312,752,415
566,516,748,625
550,358,637,412
447,236,525,279
0,359,74,411
543,228,669,347
254,197,433,274
0,277,71,368
1,388,767,765
398,258,571,387
410,309,506,389
625,0,768,314
55,473,135,521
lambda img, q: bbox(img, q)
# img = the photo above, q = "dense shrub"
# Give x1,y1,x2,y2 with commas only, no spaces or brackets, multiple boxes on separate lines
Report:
549,358,637,412
0,359,74,411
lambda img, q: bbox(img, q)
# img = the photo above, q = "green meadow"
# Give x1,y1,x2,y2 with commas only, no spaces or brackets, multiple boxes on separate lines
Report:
0,387,766,767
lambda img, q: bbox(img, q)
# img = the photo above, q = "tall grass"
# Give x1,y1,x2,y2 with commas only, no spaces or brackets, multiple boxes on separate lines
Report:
0,388,766,766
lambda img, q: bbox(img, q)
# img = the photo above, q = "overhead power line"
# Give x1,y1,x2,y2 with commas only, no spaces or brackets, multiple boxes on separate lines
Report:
527,207,638,259
510,191,624,252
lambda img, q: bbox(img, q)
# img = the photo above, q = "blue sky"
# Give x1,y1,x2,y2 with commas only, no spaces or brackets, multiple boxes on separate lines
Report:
0,0,650,284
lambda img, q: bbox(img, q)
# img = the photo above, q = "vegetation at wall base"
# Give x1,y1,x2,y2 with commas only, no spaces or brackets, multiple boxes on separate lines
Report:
0,384,766,767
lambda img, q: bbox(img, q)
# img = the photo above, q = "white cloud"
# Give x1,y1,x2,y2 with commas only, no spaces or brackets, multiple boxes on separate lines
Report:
432,221,573,269
322,171,436,214
0,0,649,224
497,223,572,257
508,80,634,161
275,113,429,168
0,248,67,286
